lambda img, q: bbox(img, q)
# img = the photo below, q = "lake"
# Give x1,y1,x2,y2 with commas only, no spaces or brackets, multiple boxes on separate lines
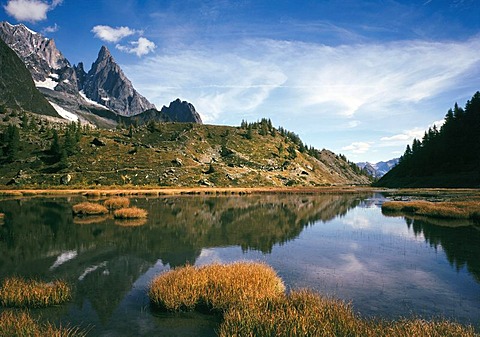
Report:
0,193,479,336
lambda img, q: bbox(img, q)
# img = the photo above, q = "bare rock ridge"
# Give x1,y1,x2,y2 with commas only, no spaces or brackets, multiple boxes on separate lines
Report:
160,99,203,123
0,21,202,124
79,46,156,116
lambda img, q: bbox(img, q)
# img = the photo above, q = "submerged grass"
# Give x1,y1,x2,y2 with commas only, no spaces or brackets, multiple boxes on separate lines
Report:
149,262,285,313
382,200,480,221
0,277,71,308
72,202,108,216
113,207,148,219
104,197,130,210
150,262,478,337
0,310,86,337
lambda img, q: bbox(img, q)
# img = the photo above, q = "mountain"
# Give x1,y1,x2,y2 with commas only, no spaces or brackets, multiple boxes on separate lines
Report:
160,99,203,123
80,46,156,116
357,158,399,178
0,21,202,126
376,91,480,188
0,37,59,117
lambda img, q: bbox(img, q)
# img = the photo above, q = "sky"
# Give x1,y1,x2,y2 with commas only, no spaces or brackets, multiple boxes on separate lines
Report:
1,0,480,163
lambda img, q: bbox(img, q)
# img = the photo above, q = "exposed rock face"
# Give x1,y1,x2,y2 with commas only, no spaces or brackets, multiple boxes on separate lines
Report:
82,46,156,116
160,99,203,124
0,37,59,116
0,21,78,94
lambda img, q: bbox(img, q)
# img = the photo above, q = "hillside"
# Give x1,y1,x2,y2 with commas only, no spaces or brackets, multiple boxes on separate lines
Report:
376,91,480,188
0,38,59,117
0,114,370,188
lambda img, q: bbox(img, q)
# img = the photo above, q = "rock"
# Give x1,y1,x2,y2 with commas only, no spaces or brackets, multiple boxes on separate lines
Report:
60,173,72,185
172,158,183,166
91,137,106,146
160,98,203,124
198,179,211,186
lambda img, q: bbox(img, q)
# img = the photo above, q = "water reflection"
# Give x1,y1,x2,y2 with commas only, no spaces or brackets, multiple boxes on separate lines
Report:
0,194,365,334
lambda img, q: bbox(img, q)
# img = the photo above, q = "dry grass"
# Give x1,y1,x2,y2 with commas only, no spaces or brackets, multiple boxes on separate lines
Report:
382,200,480,220
104,197,130,210
0,310,86,337
72,202,108,216
220,289,478,337
149,262,478,337
0,277,71,308
113,207,148,219
149,262,285,313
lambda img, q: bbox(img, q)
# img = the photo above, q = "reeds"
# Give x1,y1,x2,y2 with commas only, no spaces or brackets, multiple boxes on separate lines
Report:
0,277,71,308
104,197,130,210
149,262,285,313
0,310,86,337
72,202,108,216
113,207,148,219
382,200,480,220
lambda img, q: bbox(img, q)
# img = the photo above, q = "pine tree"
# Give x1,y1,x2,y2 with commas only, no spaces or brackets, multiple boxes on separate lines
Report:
4,124,20,162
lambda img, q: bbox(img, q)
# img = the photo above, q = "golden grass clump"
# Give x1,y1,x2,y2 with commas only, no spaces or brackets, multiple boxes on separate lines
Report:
104,197,130,210
149,262,285,313
72,202,108,216
113,207,148,219
0,277,71,308
382,200,480,220
219,289,479,337
0,310,86,337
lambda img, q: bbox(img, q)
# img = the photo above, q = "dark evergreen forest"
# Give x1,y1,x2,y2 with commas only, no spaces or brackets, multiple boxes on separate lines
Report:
376,91,480,187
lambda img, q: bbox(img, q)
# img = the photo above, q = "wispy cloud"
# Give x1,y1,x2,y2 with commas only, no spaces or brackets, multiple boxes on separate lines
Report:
116,37,156,57
341,142,372,154
92,25,140,43
42,22,58,34
125,36,480,124
4,0,62,23
380,119,445,146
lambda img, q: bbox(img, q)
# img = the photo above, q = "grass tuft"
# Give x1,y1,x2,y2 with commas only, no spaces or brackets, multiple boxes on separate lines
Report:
113,207,148,219
0,310,86,337
382,200,480,220
72,202,108,216
149,262,285,313
104,197,130,210
0,277,71,308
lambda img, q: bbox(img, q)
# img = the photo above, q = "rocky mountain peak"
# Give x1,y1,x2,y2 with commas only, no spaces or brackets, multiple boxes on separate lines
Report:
160,99,203,123
82,45,156,116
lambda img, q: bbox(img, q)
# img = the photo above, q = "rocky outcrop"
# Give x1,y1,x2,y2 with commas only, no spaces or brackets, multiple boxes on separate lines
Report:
82,46,156,116
160,99,203,124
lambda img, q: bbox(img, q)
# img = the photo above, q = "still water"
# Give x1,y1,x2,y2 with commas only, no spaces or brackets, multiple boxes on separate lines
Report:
0,193,479,336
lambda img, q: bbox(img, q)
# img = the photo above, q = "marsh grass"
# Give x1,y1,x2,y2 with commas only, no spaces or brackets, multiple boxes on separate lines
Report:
382,200,480,221
149,262,285,313
113,207,148,219
0,277,71,308
150,263,478,337
0,310,86,337
72,202,108,216
104,197,130,210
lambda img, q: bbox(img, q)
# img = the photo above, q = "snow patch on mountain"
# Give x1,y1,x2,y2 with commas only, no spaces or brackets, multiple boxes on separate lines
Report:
49,101,79,121
357,158,399,178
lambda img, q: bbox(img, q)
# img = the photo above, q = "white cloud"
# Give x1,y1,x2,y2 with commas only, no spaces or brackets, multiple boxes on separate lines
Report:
124,36,480,125
3,0,61,22
116,37,156,57
92,25,139,43
341,142,372,154
42,22,58,33
380,119,445,146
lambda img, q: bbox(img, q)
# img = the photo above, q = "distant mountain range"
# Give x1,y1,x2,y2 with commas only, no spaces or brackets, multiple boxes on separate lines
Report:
0,21,202,126
356,158,399,178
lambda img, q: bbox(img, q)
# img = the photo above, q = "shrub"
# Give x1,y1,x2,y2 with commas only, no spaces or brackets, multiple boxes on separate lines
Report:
72,202,108,216
113,207,148,219
0,310,86,337
0,277,71,308
104,197,130,210
149,262,285,313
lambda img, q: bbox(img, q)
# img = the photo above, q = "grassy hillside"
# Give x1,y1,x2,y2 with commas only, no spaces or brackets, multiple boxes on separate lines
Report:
0,112,371,188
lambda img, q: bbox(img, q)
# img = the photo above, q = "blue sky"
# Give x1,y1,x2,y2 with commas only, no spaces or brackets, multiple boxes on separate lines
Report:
1,0,480,163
